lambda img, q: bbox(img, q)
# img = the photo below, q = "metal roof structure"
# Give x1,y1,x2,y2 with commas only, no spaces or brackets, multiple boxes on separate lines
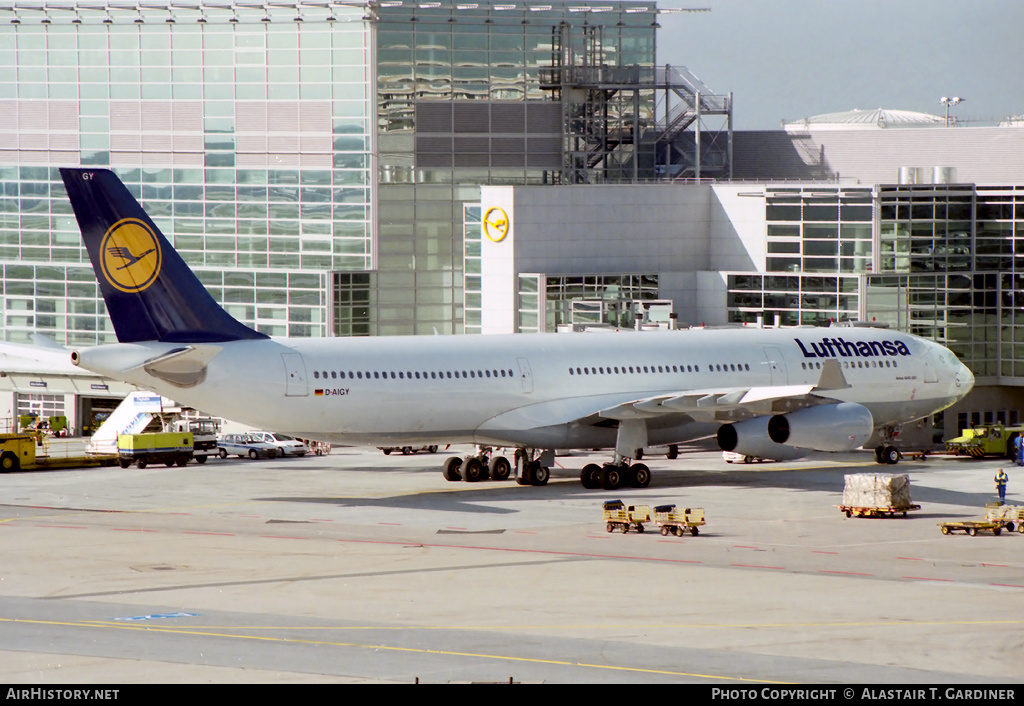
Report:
783,108,946,132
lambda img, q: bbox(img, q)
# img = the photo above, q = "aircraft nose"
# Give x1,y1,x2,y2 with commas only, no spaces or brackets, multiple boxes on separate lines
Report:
955,362,974,397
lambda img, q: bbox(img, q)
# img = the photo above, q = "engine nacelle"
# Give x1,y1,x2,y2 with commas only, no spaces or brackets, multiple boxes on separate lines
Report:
766,402,874,452
716,416,806,461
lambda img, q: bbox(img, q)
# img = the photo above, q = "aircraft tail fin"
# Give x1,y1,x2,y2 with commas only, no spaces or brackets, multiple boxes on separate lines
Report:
60,168,267,343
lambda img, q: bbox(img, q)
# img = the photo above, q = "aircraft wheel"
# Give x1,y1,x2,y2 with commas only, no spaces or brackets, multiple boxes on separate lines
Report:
667,444,678,460
463,456,485,482
489,455,511,481
601,465,623,490
874,445,885,463
883,446,900,465
581,464,602,489
532,464,550,486
442,456,462,482
631,463,650,488
517,461,535,486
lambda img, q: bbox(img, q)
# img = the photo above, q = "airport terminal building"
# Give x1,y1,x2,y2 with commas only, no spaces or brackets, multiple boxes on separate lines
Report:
1,0,1023,439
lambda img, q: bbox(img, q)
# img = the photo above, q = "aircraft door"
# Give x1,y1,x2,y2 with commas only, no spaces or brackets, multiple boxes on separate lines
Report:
281,352,308,397
922,350,939,383
762,346,789,385
516,357,533,394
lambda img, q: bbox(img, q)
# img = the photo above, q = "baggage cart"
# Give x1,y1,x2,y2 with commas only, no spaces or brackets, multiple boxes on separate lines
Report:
938,520,1005,536
985,503,1024,532
838,503,921,518
653,504,705,537
602,500,651,534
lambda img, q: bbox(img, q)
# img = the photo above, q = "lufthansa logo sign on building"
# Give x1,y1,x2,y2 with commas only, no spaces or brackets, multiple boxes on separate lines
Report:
483,207,510,242
99,218,162,293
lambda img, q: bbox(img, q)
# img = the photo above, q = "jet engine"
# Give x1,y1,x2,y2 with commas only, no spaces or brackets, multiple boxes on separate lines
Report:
767,402,874,452
718,402,874,458
716,416,806,461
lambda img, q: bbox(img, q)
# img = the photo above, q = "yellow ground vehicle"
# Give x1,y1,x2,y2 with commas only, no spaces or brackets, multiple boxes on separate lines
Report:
0,433,113,472
653,504,706,537
118,432,193,469
602,500,651,533
944,424,1024,458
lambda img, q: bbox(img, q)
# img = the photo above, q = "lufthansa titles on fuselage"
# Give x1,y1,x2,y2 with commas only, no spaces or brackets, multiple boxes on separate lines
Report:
795,337,912,359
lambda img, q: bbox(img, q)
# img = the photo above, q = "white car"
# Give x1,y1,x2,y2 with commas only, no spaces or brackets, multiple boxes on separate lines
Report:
217,434,278,459
247,431,308,457
722,451,770,464
635,444,679,460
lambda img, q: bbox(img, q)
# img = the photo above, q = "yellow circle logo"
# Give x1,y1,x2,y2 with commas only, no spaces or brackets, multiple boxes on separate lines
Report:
99,219,162,293
483,207,510,243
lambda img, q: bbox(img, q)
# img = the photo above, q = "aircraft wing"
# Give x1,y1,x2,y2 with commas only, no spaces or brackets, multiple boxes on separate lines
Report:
597,358,851,423
479,360,852,433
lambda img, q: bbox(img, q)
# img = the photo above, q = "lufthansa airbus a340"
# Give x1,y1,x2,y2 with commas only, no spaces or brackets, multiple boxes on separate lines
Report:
60,168,974,489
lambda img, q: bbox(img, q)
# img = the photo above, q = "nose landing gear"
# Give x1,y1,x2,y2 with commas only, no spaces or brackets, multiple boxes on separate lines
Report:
874,426,903,465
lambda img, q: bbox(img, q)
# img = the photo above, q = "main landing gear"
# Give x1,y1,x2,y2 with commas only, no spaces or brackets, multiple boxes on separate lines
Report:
579,460,650,490
874,426,902,465
441,447,550,486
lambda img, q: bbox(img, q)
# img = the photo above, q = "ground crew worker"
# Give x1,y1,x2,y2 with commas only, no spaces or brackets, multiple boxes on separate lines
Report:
995,468,1008,503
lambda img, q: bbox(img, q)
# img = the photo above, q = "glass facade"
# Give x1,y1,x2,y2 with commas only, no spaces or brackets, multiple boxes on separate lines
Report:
0,2,371,344
764,187,873,275
726,183,1024,384
727,273,861,328
375,2,658,336
518,273,662,333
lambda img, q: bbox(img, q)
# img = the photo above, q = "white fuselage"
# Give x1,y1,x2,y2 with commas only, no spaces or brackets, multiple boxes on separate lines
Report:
72,327,974,450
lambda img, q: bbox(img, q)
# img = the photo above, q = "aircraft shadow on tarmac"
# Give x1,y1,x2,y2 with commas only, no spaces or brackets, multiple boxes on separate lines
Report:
257,452,1008,517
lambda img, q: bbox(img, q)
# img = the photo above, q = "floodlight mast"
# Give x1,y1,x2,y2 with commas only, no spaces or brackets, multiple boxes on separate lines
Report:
940,96,964,127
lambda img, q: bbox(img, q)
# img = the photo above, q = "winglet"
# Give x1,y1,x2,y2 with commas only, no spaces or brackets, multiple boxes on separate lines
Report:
60,168,267,343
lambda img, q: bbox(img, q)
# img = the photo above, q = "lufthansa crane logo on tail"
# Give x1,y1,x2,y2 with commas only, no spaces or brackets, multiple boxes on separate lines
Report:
100,219,162,293
483,207,509,243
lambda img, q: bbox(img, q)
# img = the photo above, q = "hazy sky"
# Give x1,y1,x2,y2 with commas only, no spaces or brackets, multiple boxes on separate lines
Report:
658,0,1024,130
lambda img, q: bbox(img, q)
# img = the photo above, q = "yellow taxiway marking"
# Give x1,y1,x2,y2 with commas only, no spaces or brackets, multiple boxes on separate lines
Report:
0,615,781,683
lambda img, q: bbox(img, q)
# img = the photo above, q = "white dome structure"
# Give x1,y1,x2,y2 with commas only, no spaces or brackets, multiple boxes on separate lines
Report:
784,108,946,132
